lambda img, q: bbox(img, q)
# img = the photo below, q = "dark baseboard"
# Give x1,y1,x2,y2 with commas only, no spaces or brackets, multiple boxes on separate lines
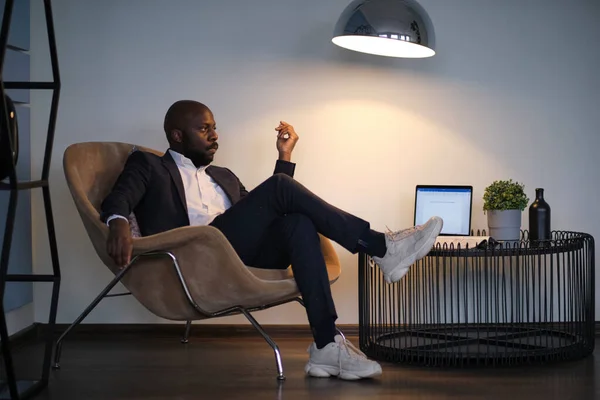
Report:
27,323,359,340
12,321,600,344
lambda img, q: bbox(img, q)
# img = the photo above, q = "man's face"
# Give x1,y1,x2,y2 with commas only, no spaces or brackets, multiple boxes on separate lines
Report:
179,109,218,167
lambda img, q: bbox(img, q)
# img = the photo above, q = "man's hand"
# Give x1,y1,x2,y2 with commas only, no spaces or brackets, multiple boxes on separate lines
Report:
107,218,133,268
275,121,299,162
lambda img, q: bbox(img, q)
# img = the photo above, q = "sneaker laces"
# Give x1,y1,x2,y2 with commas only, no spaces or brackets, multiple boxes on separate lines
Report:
385,225,416,241
336,331,368,374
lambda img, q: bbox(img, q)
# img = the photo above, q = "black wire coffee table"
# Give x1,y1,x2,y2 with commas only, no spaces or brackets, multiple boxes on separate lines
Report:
358,230,595,367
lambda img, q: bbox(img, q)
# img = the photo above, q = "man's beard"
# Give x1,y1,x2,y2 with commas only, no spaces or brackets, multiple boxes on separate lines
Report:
186,150,213,167
181,136,216,167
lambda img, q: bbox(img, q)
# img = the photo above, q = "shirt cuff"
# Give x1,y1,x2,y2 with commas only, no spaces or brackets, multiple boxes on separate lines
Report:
274,159,296,177
106,214,129,227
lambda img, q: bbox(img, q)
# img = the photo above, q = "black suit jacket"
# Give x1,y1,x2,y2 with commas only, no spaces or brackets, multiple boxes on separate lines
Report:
100,149,296,236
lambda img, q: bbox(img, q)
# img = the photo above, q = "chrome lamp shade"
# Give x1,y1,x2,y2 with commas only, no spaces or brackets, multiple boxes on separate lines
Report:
332,0,435,58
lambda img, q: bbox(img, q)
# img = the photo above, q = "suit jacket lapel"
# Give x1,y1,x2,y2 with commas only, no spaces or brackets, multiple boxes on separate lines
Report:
206,166,236,204
162,151,188,213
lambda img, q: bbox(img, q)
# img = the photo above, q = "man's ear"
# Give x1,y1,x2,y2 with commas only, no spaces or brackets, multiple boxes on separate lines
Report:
170,129,183,143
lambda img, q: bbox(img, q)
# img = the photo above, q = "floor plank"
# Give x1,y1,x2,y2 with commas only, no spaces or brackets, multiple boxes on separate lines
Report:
7,334,599,400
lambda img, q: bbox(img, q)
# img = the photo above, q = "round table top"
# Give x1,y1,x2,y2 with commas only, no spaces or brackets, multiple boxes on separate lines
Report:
428,230,592,257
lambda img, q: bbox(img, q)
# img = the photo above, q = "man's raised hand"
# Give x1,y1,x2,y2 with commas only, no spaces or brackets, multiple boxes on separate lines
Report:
275,121,299,162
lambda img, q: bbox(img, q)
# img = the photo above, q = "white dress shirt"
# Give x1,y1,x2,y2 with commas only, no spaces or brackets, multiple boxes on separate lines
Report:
168,149,231,225
106,149,231,227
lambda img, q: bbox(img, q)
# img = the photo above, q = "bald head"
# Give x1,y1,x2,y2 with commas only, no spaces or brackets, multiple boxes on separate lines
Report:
163,100,219,167
164,100,211,143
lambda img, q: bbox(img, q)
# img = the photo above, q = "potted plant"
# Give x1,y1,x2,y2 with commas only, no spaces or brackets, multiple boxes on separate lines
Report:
483,179,529,241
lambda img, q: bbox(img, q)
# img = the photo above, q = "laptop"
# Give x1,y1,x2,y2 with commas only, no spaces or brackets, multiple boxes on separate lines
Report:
413,185,491,248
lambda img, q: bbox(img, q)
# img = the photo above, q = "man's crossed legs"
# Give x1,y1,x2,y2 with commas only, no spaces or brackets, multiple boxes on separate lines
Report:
210,173,443,380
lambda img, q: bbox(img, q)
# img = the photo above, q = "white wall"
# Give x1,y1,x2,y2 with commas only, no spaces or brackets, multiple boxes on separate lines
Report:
5,304,33,336
30,0,600,325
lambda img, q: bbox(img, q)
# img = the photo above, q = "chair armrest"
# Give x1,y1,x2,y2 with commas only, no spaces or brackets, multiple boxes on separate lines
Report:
124,224,278,316
129,224,261,289
131,225,228,254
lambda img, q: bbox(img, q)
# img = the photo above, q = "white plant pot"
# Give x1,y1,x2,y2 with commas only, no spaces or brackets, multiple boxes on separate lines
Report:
487,210,522,241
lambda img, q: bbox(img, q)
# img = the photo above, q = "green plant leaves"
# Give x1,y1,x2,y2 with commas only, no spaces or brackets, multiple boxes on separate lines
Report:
483,179,529,211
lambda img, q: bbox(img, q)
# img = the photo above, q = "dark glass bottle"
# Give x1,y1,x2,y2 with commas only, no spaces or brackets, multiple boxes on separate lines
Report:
529,188,551,242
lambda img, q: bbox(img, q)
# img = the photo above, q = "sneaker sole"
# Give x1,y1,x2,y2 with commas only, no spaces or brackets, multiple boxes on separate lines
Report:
339,368,382,380
385,217,443,283
305,364,336,378
305,364,382,380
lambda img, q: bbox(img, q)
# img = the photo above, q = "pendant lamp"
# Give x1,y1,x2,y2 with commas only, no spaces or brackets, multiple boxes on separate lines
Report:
332,0,435,58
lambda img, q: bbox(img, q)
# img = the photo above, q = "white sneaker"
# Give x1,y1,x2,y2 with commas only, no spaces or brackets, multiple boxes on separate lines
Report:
305,334,382,380
372,216,443,283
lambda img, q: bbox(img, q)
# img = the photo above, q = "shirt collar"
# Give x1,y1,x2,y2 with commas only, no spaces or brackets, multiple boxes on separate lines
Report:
168,149,207,171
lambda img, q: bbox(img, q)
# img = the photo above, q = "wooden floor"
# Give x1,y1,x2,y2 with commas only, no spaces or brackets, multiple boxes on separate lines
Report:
8,332,599,400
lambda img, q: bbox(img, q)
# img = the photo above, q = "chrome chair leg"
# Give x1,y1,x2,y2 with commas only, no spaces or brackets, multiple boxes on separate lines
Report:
181,320,191,344
239,308,285,381
53,262,134,369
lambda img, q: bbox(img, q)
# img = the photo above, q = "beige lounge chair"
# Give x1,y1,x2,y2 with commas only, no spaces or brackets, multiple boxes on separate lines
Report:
54,141,342,380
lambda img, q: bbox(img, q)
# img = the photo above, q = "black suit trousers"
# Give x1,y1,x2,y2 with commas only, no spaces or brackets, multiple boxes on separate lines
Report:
210,173,370,337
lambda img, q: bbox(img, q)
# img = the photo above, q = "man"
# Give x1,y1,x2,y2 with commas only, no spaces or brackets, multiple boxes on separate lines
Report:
101,100,443,380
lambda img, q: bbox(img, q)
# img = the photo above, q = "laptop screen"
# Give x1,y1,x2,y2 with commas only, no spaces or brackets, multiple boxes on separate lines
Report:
414,186,473,236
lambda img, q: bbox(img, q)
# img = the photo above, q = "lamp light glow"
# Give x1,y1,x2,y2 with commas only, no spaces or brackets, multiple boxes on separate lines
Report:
332,35,435,58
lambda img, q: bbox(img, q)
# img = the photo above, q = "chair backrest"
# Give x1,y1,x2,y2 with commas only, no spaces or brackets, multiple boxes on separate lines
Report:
63,142,161,270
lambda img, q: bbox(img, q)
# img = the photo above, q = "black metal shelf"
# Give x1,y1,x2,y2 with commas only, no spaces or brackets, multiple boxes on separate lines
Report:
0,1,62,399
0,180,49,191
5,275,57,283
3,82,59,90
